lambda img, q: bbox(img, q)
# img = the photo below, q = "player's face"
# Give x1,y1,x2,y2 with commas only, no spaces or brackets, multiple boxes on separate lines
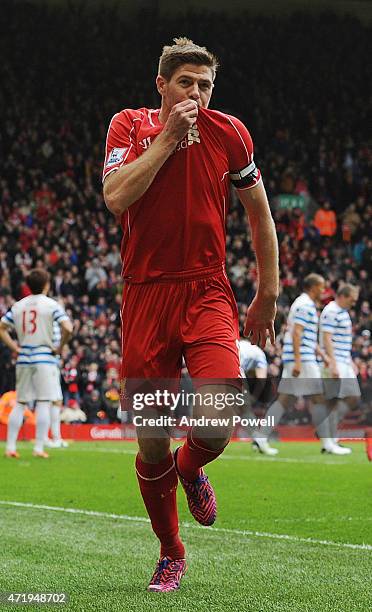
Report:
314,281,325,302
344,290,359,310
157,64,214,109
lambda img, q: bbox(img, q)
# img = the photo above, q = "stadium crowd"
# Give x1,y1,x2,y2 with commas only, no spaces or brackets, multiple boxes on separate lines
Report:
0,3,371,423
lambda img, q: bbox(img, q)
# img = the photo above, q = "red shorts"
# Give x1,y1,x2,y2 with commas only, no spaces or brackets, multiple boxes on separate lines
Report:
120,265,241,388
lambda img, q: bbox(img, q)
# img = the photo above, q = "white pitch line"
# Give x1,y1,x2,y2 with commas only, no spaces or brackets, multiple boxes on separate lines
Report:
0,500,149,523
0,500,371,552
53,446,353,465
220,454,351,465
0,442,361,465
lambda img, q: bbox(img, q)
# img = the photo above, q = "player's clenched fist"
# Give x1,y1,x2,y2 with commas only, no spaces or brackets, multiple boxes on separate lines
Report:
162,100,198,145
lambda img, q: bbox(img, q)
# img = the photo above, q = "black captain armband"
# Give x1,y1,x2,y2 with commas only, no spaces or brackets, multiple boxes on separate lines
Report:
229,160,261,189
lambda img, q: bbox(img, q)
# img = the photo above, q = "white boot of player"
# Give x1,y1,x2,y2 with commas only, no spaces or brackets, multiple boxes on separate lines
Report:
252,436,279,456
321,441,352,455
332,443,352,455
46,438,69,448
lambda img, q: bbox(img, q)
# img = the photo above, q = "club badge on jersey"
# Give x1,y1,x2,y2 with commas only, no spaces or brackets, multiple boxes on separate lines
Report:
187,124,200,145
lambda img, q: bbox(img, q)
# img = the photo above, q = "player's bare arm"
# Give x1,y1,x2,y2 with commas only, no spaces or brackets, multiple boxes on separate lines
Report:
238,180,279,348
318,336,336,373
104,100,198,216
292,323,303,377
255,366,268,379
0,321,20,354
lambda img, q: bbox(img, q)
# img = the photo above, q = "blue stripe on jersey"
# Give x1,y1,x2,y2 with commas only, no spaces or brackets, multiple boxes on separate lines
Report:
21,344,52,349
282,352,316,356
282,351,316,355
303,331,318,339
322,322,337,329
17,360,57,366
294,316,315,326
302,337,317,346
19,351,53,357
4,312,14,321
333,342,352,348
282,355,317,363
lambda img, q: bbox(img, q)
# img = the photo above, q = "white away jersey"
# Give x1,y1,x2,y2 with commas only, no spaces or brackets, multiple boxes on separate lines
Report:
320,301,353,364
282,293,318,364
239,339,267,373
1,294,69,367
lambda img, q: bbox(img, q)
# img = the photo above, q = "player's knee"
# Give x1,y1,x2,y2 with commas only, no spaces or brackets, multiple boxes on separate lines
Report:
200,435,230,451
138,437,170,463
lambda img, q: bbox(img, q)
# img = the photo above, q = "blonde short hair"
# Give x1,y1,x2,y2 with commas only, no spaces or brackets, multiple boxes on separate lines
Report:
337,283,359,297
158,37,219,81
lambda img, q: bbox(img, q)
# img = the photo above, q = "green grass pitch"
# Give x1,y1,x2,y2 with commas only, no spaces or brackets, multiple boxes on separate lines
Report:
0,440,371,612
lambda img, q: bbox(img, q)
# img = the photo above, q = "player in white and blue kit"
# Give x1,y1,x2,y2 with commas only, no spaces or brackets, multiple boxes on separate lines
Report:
239,338,267,379
279,279,323,394
239,338,268,434
320,284,360,452
0,269,73,458
253,274,350,455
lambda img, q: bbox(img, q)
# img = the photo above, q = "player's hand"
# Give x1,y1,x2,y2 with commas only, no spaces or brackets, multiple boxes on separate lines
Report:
244,294,276,349
162,100,198,145
292,360,301,377
323,353,331,367
329,361,340,378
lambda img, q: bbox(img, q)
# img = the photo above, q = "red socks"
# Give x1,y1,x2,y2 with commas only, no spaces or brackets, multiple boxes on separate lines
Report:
176,429,226,481
136,452,185,560
136,432,227,558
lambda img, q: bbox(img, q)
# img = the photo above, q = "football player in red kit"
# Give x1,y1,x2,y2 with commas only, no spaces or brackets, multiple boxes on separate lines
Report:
103,37,279,592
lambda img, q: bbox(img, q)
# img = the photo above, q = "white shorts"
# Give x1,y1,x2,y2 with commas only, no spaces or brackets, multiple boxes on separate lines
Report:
322,362,361,399
16,364,63,403
278,362,323,397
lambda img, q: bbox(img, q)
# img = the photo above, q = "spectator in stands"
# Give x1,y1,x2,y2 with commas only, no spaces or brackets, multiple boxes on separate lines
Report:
82,388,109,424
313,201,337,238
60,399,87,424
342,203,361,240
85,259,108,294
361,239,372,274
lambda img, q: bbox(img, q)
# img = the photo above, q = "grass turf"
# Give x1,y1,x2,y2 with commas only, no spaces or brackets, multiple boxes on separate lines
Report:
0,440,371,611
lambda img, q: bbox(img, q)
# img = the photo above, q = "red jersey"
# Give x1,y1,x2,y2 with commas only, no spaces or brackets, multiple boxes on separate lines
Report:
103,107,261,282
